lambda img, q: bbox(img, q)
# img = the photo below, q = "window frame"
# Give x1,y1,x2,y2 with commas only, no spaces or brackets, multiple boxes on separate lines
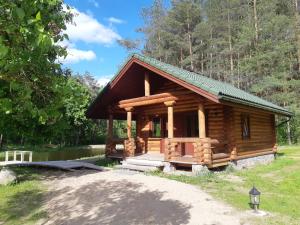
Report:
241,114,251,140
152,117,162,138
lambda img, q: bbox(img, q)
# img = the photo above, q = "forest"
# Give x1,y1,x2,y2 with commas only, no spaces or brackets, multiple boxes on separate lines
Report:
0,0,299,148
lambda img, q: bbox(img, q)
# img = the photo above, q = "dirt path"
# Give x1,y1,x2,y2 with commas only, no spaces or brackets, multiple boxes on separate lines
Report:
41,170,250,225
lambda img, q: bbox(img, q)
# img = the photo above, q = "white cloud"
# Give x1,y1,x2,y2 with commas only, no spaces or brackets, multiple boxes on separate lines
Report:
59,6,122,64
108,17,125,24
66,7,121,45
60,48,96,64
97,76,112,86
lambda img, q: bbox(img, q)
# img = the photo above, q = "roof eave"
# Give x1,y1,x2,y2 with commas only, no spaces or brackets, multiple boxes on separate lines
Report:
219,95,293,117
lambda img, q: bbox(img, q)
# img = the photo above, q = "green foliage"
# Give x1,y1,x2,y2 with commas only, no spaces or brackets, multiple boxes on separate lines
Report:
0,1,107,147
95,156,120,168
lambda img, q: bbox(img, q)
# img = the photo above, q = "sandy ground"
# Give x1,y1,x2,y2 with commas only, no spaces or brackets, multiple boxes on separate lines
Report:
41,169,251,225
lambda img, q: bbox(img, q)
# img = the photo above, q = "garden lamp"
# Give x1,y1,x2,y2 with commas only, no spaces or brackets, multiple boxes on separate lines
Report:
249,186,261,211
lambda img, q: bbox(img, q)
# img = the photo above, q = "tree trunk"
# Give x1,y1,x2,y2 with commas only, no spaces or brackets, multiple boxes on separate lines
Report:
187,23,194,71
237,52,240,88
201,40,204,73
75,129,81,146
287,119,292,145
158,32,162,61
180,47,183,68
227,8,234,83
253,0,259,44
209,27,213,78
294,0,300,72
0,134,3,150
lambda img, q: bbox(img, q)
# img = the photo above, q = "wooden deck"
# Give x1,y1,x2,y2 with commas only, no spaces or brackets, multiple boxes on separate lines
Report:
0,160,106,171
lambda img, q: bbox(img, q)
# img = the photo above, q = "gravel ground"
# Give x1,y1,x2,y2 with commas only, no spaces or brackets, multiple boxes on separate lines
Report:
41,169,251,225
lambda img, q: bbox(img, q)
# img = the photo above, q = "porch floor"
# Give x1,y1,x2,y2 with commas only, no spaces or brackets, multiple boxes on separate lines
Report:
128,153,164,161
107,151,164,161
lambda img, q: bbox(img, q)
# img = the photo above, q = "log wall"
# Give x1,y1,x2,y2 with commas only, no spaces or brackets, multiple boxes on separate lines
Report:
133,78,276,157
135,80,228,154
231,105,276,155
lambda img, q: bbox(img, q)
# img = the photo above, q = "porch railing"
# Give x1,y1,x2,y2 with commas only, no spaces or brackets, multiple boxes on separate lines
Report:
105,138,126,156
164,138,220,165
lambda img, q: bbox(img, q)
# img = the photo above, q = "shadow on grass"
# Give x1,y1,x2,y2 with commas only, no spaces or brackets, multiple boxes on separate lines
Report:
94,157,120,168
275,152,285,158
0,182,47,225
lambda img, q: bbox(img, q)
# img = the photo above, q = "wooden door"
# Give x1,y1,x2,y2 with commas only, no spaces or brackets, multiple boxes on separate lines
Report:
183,114,199,156
147,116,166,153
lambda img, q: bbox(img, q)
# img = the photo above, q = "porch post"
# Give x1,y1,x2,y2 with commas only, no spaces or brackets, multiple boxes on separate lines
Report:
125,107,133,138
108,113,113,139
105,108,114,157
144,72,150,96
124,107,135,157
164,101,175,138
198,103,206,138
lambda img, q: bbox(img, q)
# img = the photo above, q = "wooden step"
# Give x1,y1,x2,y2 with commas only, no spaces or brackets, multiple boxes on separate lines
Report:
124,158,164,167
213,157,231,164
212,153,230,160
209,161,229,168
115,164,159,172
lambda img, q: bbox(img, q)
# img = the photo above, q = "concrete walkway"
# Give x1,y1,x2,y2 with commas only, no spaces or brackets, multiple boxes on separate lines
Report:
41,170,251,225
0,160,105,171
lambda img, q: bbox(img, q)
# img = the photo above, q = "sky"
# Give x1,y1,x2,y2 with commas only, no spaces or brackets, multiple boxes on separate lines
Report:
62,0,153,85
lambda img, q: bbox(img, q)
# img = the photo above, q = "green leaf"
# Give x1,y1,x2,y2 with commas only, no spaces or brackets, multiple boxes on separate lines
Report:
36,11,41,21
16,8,25,19
0,44,8,59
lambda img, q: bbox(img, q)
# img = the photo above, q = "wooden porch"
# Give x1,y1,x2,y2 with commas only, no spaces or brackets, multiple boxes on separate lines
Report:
106,137,231,168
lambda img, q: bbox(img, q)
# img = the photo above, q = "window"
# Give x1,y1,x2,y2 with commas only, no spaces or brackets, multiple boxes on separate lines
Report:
241,114,250,140
152,117,161,137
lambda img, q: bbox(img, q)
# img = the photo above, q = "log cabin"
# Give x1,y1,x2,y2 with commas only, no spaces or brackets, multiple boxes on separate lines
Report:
87,54,292,171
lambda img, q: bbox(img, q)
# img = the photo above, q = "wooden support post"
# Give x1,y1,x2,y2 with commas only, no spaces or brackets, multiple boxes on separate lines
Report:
5,151,8,162
164,101,175,138
125,107,133,139
13,151,16,161
21,152,24,162
144,72,150,96
29,152,33,162
198,104,206,138
108,114,113,139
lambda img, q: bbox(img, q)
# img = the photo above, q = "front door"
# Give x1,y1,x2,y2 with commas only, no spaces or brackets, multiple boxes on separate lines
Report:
147,116,166,153
183,114,199,156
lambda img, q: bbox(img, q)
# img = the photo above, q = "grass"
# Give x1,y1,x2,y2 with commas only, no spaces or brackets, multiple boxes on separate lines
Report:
94,156,120,168
0,167,47,225
150,146,300,225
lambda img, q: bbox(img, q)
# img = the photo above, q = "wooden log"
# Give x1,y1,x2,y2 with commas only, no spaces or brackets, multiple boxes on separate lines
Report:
145,72,150,96
108,114,113,139
165,101,175,138
29,152,33,162
126,108,133,139
198,104,206,138
5,151,8,162
237,150,274,159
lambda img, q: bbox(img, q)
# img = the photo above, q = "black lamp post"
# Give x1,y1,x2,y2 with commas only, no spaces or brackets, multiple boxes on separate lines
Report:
249,186,261,212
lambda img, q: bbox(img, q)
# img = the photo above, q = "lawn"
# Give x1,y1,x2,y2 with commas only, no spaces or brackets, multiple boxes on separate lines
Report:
151,146,300,225
0,167,47,225
94,156,120,168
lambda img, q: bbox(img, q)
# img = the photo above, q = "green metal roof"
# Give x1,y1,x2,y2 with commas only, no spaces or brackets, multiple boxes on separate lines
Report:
89,53,292,117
